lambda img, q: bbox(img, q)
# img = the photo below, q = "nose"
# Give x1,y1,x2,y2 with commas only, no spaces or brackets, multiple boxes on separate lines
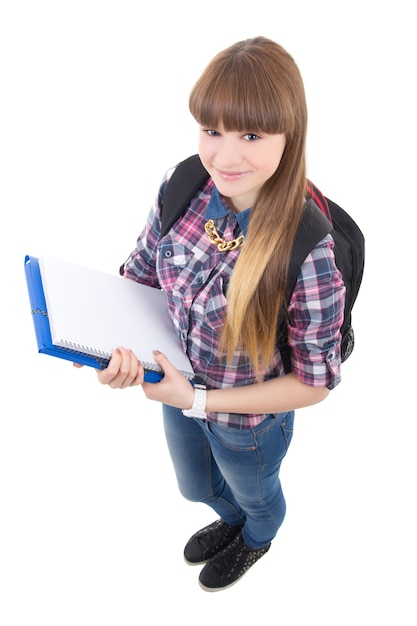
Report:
215,135,243,168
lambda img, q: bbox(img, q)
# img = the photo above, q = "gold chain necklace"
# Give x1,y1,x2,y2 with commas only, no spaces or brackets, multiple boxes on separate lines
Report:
204,219,245,251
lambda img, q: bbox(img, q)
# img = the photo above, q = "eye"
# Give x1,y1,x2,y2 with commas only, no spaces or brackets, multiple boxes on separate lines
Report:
204,129,220,137
243,133,260,141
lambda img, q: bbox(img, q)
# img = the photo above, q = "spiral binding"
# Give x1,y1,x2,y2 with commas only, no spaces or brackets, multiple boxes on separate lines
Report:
31,308,193,379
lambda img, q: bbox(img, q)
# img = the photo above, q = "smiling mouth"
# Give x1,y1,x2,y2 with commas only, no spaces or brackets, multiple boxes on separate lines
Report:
217,169,248,180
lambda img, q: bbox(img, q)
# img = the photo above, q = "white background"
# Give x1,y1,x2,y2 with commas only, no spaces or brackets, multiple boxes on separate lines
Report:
1,1,416,624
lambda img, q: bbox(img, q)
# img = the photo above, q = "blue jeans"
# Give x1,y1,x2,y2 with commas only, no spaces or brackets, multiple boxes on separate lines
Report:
162,405,295,549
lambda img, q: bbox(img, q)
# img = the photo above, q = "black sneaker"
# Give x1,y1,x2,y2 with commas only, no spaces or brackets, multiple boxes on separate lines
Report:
199,532,270,591
184,519,244,565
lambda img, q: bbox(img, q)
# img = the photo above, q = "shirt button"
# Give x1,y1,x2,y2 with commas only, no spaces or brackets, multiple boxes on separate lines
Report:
164,250,172,258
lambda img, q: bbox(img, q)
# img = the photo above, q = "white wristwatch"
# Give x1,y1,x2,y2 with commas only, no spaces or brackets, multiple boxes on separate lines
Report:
182,384,207,419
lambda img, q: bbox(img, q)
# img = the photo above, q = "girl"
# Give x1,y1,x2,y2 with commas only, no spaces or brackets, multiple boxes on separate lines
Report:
94,36,345,591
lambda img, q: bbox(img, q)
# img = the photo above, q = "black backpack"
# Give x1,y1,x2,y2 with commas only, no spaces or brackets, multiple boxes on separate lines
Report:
160,154,365,370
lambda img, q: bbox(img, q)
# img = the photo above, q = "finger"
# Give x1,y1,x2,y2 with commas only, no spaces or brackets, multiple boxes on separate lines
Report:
98,347,132,387
152,349,174,375
119,349,143,388
101,347,143,389
131,360,145,386
97,348,123,385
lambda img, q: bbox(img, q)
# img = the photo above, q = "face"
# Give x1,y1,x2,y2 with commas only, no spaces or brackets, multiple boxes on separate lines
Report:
198,125,286,212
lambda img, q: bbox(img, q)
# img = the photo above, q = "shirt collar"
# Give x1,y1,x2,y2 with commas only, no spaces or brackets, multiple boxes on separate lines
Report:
204,186,251,236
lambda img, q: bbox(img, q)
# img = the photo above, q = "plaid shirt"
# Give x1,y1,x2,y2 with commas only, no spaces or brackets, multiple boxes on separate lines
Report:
122,167,346,429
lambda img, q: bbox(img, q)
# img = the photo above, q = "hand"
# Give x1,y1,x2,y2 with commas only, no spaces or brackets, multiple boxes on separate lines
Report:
96,346,144,389
141,350,195,410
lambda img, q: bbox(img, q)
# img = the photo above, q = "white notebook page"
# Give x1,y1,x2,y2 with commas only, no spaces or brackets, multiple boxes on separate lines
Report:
39,256,194,378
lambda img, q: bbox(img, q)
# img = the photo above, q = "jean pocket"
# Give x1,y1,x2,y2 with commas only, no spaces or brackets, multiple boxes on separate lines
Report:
279,412,294,449
206,421,257,452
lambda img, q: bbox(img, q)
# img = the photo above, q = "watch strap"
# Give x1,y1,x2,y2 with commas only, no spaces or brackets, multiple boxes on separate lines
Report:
182,384,207,419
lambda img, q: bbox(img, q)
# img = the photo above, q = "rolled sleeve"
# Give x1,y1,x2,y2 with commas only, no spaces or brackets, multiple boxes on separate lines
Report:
120,177,171,288
287,235,346,390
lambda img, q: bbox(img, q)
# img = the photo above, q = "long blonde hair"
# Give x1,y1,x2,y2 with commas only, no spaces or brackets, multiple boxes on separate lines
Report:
189,37,308,374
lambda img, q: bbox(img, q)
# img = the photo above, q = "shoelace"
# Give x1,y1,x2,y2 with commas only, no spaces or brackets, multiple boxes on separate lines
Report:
210,534,268,574
197,522,236,549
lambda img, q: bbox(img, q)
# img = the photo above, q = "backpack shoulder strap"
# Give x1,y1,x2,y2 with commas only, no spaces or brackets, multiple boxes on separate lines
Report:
286,199,333,297
306,180,332,221
160,154,209,238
